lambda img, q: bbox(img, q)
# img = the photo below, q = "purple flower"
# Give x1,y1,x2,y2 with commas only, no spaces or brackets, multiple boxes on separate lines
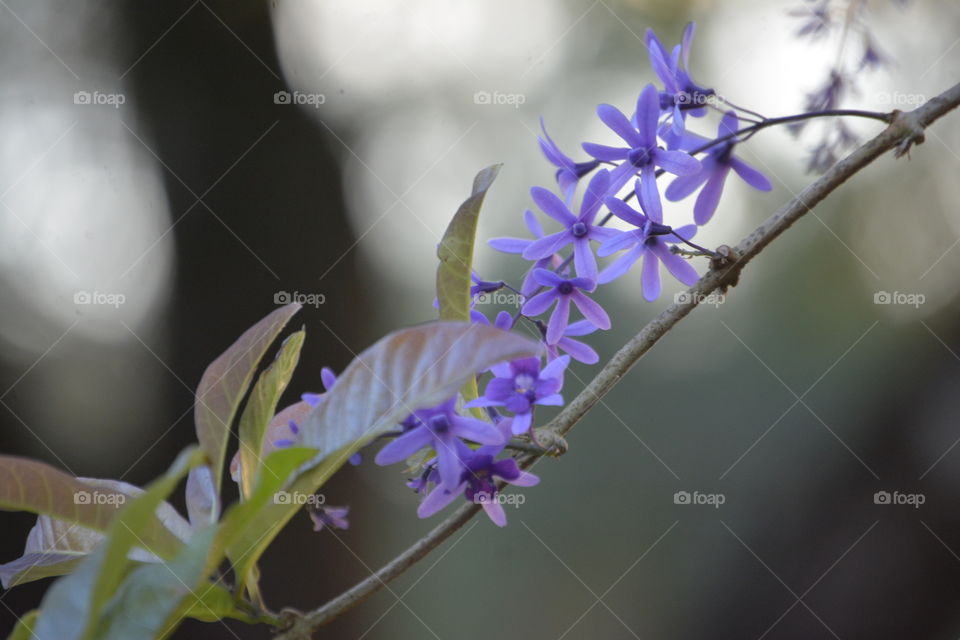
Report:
521,269,611,345
521,170,620,282
538,117,601,202
374,397,504,489
416,420,539,527
465,355,569,435
547,320,600,365
665,111,773,225
489,209,565,297
308,505,349,531
646,23,715,133
471,309,513,331
597,182,700,301
582,84,701,219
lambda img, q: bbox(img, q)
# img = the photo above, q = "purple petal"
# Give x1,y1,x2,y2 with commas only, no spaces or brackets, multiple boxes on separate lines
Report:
641,249,662,301
453,416,505,445
546,296,571,345
573,239,598,282
719,110,740,138
511,410,532,435
535,393,564,407
418,485,463,518
665,168,709,202
508,471,540,487
494,311,513,331
532,268,565,287
694,167,729,225
565,320,598,336
540,354,570,379
640,168,663,223
597,229,639,258
434,437,464,489
523,230,572,261
482,499,508,527
531,186,577,225
605,196,647,228
598,245,644,284
582,142,629,163
655,149,702,176
636,84,660,147
589,227,621,242
651,242,699,285
374,427,432,466
597,104,643,147
489,237,532,254
570,291,611,330
681,22,696,70
730,157,773,191
580,169,610,221
557,337,599,364
524,208,545,238
321,367,337,391
521,288,558,317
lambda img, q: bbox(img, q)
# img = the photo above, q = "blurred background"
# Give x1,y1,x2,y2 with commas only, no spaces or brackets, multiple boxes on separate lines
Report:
1,0,959,638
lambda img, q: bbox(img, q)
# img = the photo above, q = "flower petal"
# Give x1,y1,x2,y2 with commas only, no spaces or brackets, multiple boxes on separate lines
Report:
636,84,660,147
521,288,558,317
417,485,463,519
546,296,571,345
531,186,577,225
597,104,643,147
582,142,629,162
523,230,572,261
489,237,532,254
651,242,699,285
730,156,773,191
598,245,644,284
570,291,611,330
374,427,432,466
641,249,662,301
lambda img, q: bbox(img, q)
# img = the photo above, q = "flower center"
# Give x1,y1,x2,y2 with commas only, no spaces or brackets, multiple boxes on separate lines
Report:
514,373,536,394
557,281,574,295
627,146,652,167
428,414,451,435
570,222,588,238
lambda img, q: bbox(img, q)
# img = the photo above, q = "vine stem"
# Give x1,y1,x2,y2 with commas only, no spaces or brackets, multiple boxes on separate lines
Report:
274,81,960,640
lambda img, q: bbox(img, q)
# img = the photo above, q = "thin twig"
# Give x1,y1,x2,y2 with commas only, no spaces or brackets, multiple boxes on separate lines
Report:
274,81,960,640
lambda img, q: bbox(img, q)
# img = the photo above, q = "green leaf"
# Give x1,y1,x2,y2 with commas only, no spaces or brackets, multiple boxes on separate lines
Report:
6,610,38,640
237,330,305,498
195,302,302,506
297,321,538,465
92,527,218,640
216,447,318,598
436,163,501,322
180,583,259,624
436,164,502,413
31,448,202,640
0,458,185,561
0,478,191,589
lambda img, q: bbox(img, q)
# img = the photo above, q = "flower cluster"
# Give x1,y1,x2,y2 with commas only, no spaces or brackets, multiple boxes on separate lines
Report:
360,22,775,527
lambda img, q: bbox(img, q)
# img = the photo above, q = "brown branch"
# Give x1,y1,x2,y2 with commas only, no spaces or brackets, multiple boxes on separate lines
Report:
274,81,960,639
